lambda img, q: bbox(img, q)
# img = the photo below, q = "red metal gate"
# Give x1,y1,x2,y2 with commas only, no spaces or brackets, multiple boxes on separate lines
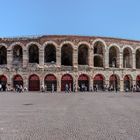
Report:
61,74,73,91
13,75,23,89
29,74,40,91
78,74,89,91
93,74,104,90
44,74,57,91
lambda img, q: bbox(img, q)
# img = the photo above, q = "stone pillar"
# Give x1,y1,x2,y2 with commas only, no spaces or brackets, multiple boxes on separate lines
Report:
73,74,78,92
23,75,28,90
89,75,93,91
119,52,123,69
57,75,61,92
39,49,44,66
132,53,136,69
105,48,109,68
120,79,124,92
56,48,61,67
105,79,110,87
23,49,28,67
73,48,78,67
7,49,12,68
89,47,93,68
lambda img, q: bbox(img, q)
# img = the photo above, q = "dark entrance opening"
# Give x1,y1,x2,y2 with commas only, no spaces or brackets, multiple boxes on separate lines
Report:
44,44,56,63
44,74,57,91
13,45,23,65
109,75,119,91
124,75,132,91
136,49,140,69
78,45,88,65
13,75,23,89
0,46,7,65
61,45,73,66
78,74,89,91
0,75,7,91
93,74,104,90
29,74,40,91
61,74,73,91
29,45,39,64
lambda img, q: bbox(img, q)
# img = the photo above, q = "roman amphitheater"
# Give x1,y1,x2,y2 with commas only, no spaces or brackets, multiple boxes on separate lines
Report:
0,35,140,92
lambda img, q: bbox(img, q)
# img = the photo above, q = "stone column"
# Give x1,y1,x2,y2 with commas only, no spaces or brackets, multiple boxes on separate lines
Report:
23,49,28,67
7,49,12,68
89,47,93,68
105,48,109,68
56,48,61,67
119,52,123,69
132,53,136,69
120,79,124,92
73,74,78,92
39,49,44,66
105,79,110,87
23,75,28,90
73,48,78,67
89,75,93,91
57,75,61,92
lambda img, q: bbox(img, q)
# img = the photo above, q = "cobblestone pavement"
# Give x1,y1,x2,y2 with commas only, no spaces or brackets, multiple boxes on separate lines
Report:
0,92,140,140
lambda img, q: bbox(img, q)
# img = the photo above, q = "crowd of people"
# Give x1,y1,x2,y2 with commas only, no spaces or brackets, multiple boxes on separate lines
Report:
0,83,140,93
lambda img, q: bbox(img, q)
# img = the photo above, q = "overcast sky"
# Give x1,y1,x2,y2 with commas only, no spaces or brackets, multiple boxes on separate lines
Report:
0,0,140,40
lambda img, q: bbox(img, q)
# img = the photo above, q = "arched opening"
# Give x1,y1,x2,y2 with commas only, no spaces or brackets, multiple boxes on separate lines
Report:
29,74,40,91
93,41,104,67
109,74,120,91
61,44,73,66
136,75,140,91
0,46,7,65
124,75,132,91
0,75,7,91
13,45,23,65
29,45,39,64
136,49,140,69
78,45,88,65
93,74,105,91
61,74,73,91
13,74,23,89
94,56,103,67
78,74,89,91
44,44,56,64
123,48,132,68
109,46,119,68
44,74,57,91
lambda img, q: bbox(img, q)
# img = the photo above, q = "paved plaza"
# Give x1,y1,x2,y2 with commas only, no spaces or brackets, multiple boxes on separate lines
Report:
0,92,140,140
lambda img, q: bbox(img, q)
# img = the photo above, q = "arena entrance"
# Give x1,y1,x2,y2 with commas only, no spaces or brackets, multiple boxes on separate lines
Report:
44,74,57,91
61,74,73,91
0,75,7,91
13,74,23,89
93,74,104,91
29,74,40,91
124,75,132,91
78,74,89,91
109,74,120,91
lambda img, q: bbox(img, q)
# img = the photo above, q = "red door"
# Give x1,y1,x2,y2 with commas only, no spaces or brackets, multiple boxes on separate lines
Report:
29,74,40,91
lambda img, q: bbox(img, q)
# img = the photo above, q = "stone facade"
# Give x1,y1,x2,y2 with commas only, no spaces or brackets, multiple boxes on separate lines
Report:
0,35,140,92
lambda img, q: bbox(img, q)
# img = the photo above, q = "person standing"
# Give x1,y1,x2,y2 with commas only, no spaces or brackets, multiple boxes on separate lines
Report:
51,83,54,93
